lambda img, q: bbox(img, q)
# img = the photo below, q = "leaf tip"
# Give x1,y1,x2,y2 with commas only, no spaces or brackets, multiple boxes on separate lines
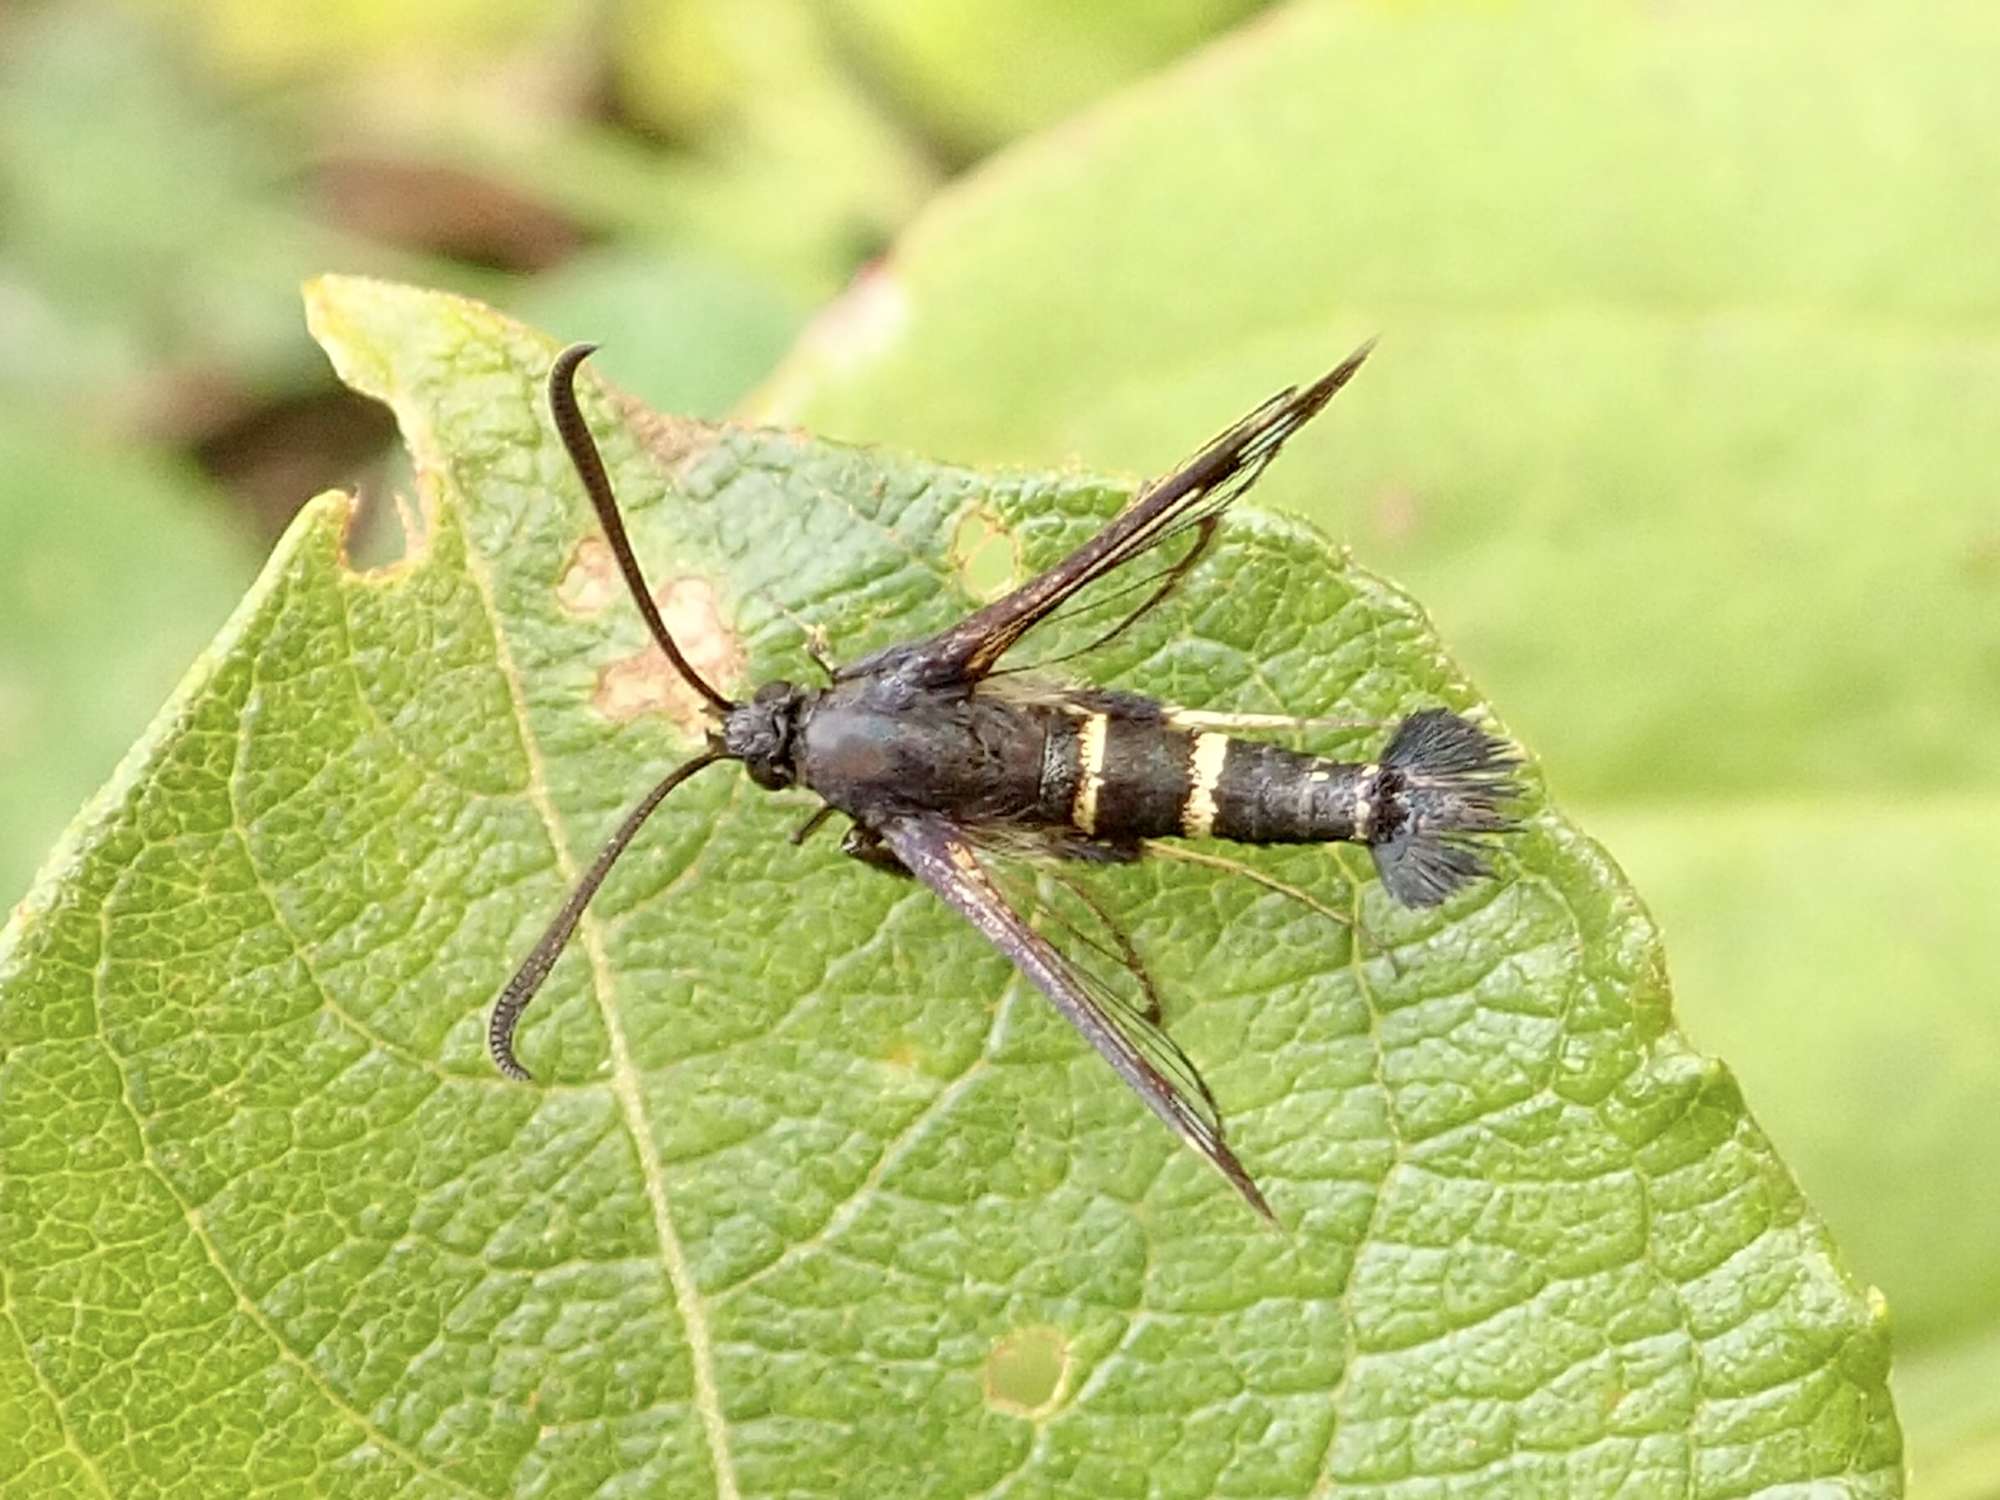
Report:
291,489,363,572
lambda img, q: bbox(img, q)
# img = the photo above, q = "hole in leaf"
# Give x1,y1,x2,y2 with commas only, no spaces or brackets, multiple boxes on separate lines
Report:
951,507,1018,603
982,1325,1069,1417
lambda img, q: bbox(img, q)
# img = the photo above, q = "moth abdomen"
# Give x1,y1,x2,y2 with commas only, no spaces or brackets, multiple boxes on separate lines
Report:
1203,737,1376,845
1060,704,1519,909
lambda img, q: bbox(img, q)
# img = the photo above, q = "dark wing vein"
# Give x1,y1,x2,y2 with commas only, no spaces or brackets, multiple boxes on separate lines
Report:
879,814,1273,1219
985,520,1217,678
1005,861,1167,1028
860,342,1373,689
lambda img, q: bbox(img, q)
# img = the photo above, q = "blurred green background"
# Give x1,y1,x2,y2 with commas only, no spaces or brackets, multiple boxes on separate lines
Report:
1,0,1992,1490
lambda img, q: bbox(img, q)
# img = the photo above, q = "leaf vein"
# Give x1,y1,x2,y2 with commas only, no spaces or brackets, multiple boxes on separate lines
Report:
449,484,741,1499
87,900,491,1498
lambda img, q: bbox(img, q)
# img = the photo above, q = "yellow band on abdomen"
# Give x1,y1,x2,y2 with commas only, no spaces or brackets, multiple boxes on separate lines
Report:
1180,733,1231,838
1073,713,1109,835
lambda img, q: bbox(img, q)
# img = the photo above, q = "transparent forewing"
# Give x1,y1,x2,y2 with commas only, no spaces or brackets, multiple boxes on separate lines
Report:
1016,867,1228,1139
879,815,1272,1218
978,843,1168,1031
858,344,1374,689
980,523,1216,679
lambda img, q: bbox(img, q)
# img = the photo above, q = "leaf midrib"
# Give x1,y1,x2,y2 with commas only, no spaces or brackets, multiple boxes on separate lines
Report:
448,488,742,1497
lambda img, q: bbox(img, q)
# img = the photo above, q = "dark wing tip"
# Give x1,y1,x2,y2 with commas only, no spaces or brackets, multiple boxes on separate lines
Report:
1241,337,1378,457
1224,1156,1280,1223
880,815,1281,1222
1298,336,1379,411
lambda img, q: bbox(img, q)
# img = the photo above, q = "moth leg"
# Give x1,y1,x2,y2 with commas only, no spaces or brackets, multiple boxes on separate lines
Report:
841,823,912,877
749,584,839,682
804,623,837,684
1143,841,1382,963
790,804,837,846
879,814,1273,1219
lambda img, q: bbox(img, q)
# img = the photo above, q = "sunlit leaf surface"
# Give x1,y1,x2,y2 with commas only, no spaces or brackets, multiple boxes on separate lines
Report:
0,280,1897,1497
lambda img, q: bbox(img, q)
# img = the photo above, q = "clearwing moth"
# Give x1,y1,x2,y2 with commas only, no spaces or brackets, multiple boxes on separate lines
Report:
490,345,1521,1218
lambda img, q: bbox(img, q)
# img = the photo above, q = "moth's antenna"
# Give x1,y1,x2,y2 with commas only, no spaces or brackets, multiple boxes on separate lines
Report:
490,748,728,1079
549,344,737,716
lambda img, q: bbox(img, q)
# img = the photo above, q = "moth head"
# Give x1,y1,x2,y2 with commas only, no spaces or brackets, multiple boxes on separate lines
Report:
723,680,808,789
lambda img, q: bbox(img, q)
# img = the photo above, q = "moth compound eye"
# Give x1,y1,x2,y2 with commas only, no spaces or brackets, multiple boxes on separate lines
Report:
744,758,795,791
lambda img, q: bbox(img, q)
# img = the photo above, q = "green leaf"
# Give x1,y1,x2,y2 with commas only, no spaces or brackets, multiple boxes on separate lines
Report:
516,245,806,421
129,0,562,81
463,0,939,306
754,0,2000,805
0,413,257,903
822,0,1269,159
1589,801,2000,1500
755,0,1995,1481
0,278,1896,1496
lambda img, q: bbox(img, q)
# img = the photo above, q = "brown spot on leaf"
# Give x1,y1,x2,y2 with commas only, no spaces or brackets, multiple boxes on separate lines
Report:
982,1326,1069,1418
621,395,709,474
593,576,745,731
558,537,620,616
